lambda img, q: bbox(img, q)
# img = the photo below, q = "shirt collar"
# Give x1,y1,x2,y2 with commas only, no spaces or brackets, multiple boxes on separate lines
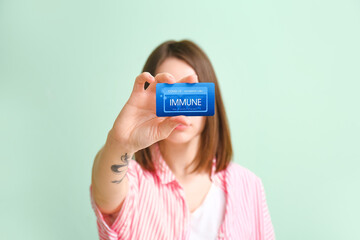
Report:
151,143,217,185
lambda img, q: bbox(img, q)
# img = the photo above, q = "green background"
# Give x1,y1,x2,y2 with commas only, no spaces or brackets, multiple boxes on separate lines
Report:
1,0,359,239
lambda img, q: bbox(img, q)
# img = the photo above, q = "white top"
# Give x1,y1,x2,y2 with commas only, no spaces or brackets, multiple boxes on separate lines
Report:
189,182,226,240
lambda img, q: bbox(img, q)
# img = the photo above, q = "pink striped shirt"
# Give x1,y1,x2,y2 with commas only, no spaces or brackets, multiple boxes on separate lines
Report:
90,145,275,239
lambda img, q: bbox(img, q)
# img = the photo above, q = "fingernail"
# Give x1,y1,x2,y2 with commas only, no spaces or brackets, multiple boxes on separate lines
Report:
168,74,175,80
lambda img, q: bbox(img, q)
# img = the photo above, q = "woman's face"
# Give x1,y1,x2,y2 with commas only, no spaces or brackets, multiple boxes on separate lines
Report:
155,57,206,144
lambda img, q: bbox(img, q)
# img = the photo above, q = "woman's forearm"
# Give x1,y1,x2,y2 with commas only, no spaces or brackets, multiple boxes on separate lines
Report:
91,131,134,215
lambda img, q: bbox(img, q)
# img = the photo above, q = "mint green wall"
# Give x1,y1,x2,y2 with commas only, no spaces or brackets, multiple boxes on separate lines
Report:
1,0,359,239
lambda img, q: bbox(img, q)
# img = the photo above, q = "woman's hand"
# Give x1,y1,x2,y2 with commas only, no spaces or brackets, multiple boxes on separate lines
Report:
107,72,198,153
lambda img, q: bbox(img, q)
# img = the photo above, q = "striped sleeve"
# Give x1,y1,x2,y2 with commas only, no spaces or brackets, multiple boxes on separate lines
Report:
89,163,140,240
258,178,275,240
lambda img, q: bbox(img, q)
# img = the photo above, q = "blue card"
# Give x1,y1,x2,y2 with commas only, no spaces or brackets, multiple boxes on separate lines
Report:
156,83,215,117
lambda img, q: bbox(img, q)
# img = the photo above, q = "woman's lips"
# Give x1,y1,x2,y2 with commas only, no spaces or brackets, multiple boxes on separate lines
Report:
175,124,189,130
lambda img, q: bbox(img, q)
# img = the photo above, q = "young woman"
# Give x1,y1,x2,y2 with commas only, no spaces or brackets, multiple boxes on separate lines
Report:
90,40,275,240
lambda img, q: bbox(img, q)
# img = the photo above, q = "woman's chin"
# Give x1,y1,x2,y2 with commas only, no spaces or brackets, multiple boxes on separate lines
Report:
165,131,194,144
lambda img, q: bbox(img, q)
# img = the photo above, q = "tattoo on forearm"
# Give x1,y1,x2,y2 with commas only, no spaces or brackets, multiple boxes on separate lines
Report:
110,153,130,184
111,174,126,184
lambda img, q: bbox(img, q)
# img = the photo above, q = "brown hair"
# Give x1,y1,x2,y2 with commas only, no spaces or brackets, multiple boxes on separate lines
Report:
134,39,233,176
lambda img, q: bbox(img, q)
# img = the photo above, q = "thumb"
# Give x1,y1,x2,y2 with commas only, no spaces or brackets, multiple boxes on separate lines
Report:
157,116,189,139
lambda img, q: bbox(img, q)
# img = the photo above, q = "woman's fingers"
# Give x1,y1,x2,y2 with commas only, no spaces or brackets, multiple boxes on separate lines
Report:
177,73,198,83
146,72,177,93
147,72,198,94
133,72,155,93
155,72,177,84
